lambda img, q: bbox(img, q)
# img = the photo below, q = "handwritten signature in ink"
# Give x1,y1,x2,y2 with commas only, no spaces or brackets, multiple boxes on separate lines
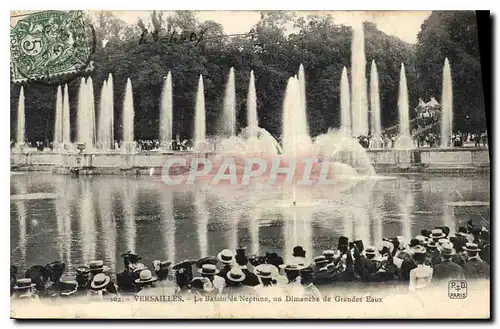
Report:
139,28,207,46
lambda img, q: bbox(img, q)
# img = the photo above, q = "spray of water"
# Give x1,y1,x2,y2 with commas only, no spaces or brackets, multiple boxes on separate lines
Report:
222,67,236,137
340,67,351,135
16,86,25,147
194,75,206,151
441,58,453,148
160,71,173,148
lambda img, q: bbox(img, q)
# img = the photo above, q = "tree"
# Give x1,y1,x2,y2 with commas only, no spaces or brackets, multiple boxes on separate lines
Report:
415,11,485,132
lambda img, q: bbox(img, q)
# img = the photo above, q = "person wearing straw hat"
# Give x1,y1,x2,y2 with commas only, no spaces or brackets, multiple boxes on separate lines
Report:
188,277,215,297
235,247,260,287
429,229,446,242
225,267,254,296
75,266,91,292
462,243,490,280
300,267,322,299
24,265,50,299
279,264,305,294
88,260,111,276
432,242,465,282
152,260,177,295
408,246,433,293
117,252,142,294
216,249,236,284
12,278,39,300
199,263,225,294
172,259,196,293
89,273,113,300
135,269,158,297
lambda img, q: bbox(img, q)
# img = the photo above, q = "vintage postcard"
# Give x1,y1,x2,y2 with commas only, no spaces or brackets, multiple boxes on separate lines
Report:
10,10,490,319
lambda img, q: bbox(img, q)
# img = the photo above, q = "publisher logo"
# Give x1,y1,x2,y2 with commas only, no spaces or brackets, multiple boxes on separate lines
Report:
448,280,467,299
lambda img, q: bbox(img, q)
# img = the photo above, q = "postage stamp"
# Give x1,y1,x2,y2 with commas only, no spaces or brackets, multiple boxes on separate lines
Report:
9,10,490,320
10,10,94,83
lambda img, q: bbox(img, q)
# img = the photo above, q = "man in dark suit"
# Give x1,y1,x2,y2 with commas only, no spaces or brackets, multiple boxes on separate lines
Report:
235,247,260,287
462,243,490,280
432,242,465,281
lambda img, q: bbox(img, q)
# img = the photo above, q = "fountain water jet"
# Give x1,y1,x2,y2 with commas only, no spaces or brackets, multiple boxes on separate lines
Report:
87,78,96,150
297,64,310,137
394,63,414,149
369,60,384,148
247,70,258,137
98,81,110,150
351,23,369,136
107,74,115,149
54,86,63,149
62,84,71,147
441,58,453,148
194,75,207,152
222,67,236,137
282,76,311,157
16,86,25,149
160,71,173,149
340,67,351,135
122,78,135,153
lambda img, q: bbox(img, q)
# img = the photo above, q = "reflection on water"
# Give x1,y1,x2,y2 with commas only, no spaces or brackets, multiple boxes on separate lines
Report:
10,173,490,278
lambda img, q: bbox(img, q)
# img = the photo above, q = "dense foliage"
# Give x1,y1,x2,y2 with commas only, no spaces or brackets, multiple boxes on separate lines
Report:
10,10,485,142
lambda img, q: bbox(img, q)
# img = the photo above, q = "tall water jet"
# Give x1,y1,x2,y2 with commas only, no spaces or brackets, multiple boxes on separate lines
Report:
87,77,97,150
441,58,453,148
54,85,63,148
98,81,110,150
394,63,414,149
107,73,114,149
16,86,25,149
76,78,87,144
340,67,351,134
297,64,310,136
247,70,258,138
222,67,236,137
194,75,206,151
122,78,135,153
350,23,369,136
62,84,71,147
369,60,384,148
282,76,311,156
159,71,173,149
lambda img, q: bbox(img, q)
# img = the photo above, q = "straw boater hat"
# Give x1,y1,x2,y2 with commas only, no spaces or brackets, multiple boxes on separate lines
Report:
217,249,235,265
412,245,427,255
322,250,335,259
455,227,468,237
313,256,330,267
76,266,91,276
198,264,219,276
365,246,377,256
135,269,158,284
254,264,274,279
463,243,481,252
90,273,111,290
279,264,305,273
427,241,438,250
153,260,172,271
196,256,218,269
430,229,446,240
227,267,246,283
440,242,456,256
14,278,36,290
132,263,148,274
88,260,110,274
189,277,214,292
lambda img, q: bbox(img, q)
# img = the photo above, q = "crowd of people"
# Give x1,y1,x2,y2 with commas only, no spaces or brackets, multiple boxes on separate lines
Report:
11,129,489,153
11,219,490,302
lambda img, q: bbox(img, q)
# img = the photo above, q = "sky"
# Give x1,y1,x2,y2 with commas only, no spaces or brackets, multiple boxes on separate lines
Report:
111,10,432,44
